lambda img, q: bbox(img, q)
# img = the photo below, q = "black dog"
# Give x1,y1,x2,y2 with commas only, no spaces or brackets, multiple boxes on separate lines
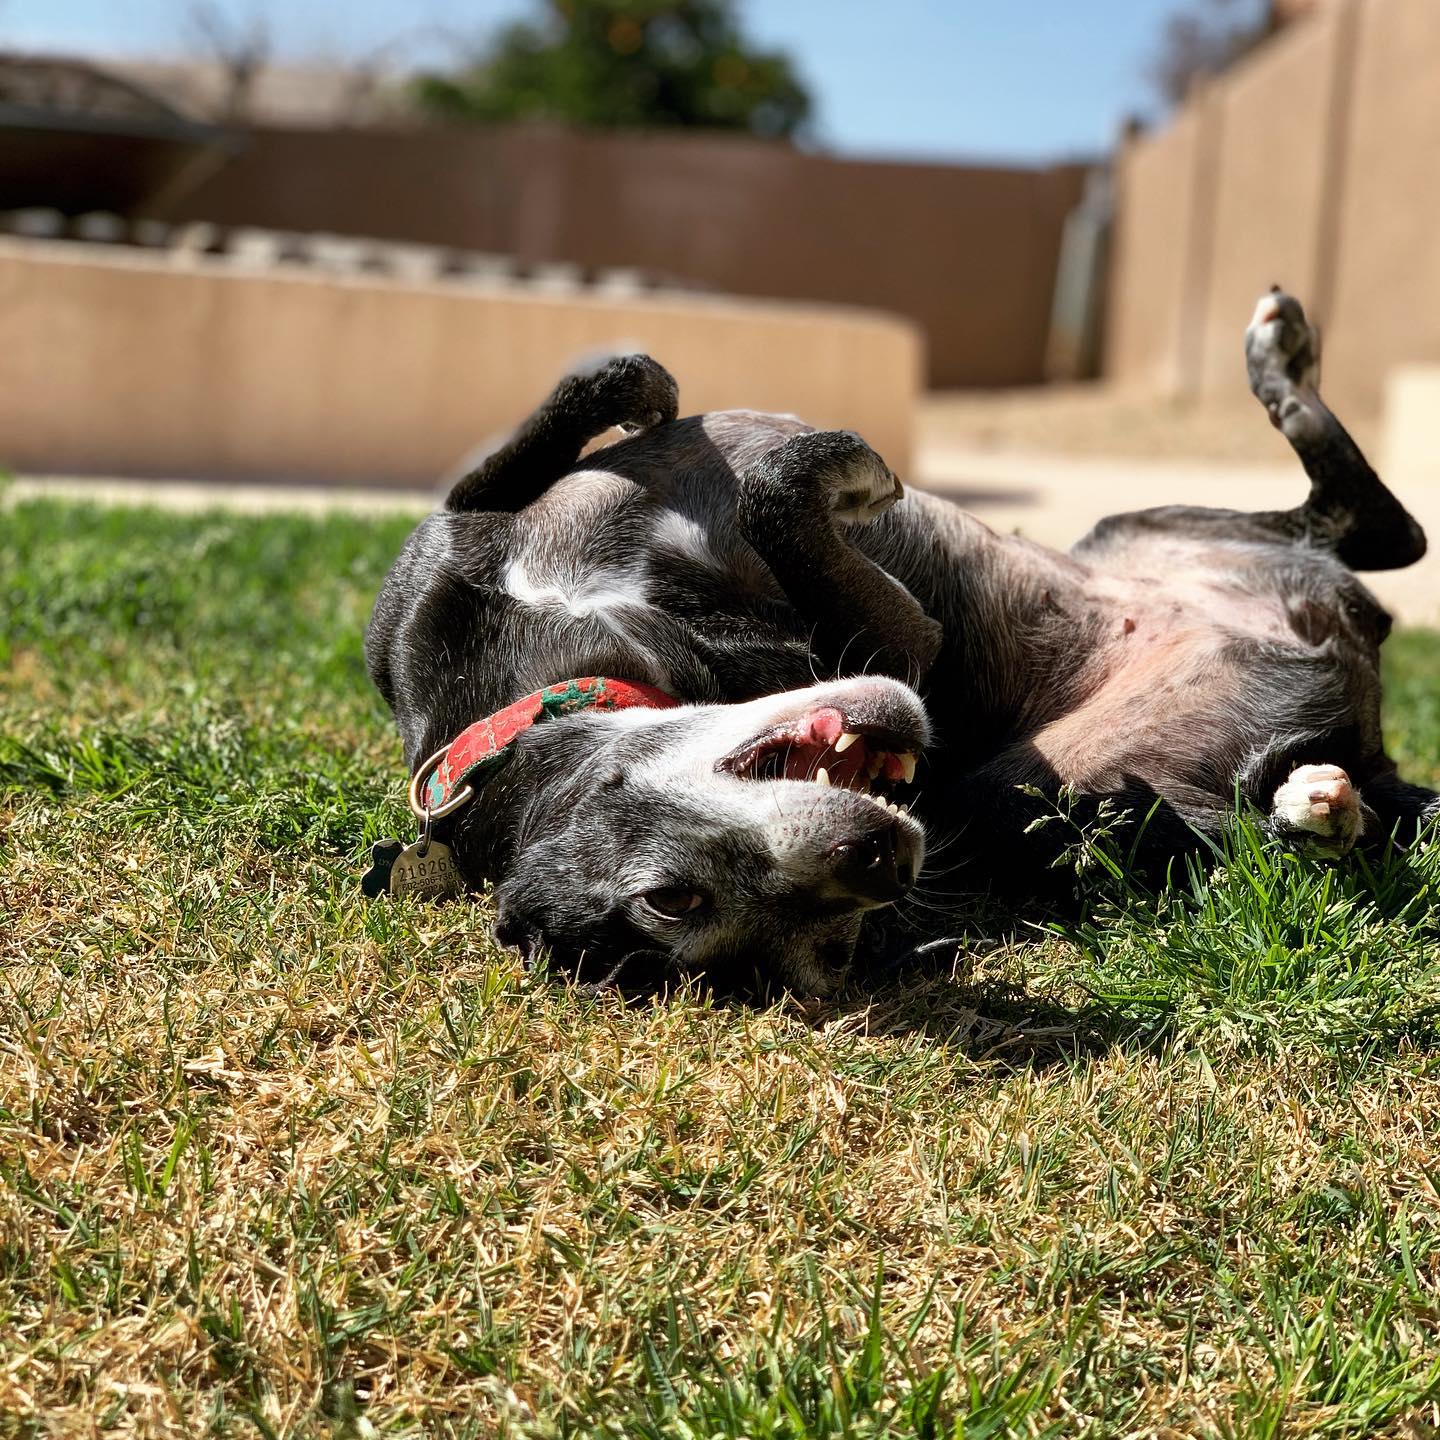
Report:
366,290,1436,992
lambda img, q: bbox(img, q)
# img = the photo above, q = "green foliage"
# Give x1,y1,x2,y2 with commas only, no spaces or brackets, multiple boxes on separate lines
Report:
413,0,812,137
1053,806,1440,1057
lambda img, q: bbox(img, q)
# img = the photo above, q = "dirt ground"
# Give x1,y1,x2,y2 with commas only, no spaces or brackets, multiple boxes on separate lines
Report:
915,386,1439,628
919,383,1383,464
8,384,1435,624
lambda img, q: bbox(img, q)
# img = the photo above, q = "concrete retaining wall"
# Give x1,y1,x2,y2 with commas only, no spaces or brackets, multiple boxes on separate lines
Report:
1326,0,1440,413
1106,105,1206,394
0,238,921,485
1196,12,1341,400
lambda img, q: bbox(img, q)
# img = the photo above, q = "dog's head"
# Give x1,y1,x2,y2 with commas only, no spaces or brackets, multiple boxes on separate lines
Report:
469,677,929,995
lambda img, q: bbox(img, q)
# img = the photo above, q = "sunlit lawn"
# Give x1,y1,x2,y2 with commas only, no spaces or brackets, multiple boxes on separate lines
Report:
3,498,1440,1437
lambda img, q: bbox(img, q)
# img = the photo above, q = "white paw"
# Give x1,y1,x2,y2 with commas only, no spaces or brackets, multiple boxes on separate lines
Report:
1271,763,1365,857
829,446,903,527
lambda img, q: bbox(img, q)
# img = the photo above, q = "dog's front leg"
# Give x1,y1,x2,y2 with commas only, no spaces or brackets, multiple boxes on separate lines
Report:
736,431,942,684
445,353,678,513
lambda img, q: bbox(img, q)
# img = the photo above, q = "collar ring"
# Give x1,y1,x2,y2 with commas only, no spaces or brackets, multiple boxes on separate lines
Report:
407,742,476,824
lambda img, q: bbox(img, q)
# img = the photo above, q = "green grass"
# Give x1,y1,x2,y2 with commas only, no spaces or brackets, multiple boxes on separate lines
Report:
3,497,1440,1437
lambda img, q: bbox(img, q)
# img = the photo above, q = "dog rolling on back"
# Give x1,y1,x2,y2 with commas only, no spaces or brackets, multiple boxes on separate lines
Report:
366,291,1436,992
367,359,938,994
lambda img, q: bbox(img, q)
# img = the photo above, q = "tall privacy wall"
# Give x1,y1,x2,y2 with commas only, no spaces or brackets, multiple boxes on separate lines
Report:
1105,0,1440,415
0,238,920,485
166,125,1087,391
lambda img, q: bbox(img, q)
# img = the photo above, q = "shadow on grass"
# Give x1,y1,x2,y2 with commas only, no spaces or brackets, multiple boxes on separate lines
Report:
587,805,1440,1071
865,809,1440,1066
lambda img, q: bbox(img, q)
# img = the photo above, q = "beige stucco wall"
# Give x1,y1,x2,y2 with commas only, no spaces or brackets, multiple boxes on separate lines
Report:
1382,367,1440,489
1325,0,1440,414
167,125,1086,390
1105,0,1440,426
1104,107,1203,395
1196,12,1339,400
0,239,921,485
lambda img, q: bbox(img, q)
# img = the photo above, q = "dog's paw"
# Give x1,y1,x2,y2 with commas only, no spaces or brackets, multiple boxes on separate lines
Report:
821,431,904,526
738,430,903,533
1244,287,1324,441
574,352,679,435
1245,287,1319,389
1270,762,1365,857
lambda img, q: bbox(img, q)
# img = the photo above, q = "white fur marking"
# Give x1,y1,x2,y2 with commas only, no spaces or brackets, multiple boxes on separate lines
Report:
504,557,669,685
653,511,721,571
504,558,650,621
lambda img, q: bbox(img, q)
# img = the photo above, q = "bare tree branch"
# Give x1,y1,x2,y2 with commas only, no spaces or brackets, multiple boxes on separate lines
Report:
182,0,272,120
1148,0,1274,107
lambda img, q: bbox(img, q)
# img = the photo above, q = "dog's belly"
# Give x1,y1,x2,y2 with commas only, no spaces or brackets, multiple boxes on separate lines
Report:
1081,567,1301,648
1028,588,1352,793
1029,626,1243,784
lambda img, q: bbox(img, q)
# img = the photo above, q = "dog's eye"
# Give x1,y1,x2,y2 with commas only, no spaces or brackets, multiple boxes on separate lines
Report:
639,886,709,919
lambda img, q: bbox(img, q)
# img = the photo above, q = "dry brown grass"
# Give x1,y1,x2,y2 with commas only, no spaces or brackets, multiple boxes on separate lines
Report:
3,499,1440,1437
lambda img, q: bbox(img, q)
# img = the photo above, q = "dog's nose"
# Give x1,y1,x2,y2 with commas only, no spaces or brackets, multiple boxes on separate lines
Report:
827,821,914,904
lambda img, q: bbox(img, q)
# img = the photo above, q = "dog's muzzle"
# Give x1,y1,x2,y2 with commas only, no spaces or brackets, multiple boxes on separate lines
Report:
827,819,916,905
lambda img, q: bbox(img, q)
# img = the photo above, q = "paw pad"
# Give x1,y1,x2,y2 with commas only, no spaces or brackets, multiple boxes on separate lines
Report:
1270,763,1364,857
830,451,903,527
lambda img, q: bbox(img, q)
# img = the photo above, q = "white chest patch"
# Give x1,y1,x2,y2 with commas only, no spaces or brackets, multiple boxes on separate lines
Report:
653,510,721,571
503,558,650,620
503,556,668,684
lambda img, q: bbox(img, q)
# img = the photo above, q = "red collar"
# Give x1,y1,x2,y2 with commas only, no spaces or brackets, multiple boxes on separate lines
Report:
408,677,680,821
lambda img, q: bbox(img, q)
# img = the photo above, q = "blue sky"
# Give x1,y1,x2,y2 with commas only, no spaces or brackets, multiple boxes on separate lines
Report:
3,0,1187,162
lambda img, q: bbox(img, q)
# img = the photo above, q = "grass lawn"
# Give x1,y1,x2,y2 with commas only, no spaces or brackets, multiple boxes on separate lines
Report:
4,497,1440,1438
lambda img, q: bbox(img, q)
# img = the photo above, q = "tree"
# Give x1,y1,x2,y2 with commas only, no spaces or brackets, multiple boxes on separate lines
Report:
412,0,812,139
1147,0,1274,107
183,0,272,120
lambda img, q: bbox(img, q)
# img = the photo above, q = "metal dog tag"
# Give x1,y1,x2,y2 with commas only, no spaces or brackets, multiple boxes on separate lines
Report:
361,835,464,900
361,837,406,897
388,838,464,901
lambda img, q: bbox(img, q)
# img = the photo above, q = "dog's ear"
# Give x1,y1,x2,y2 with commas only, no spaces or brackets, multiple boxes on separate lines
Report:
492,884,668,990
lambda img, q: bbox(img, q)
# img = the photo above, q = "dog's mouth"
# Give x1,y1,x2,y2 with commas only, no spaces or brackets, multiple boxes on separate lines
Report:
717,704,922,811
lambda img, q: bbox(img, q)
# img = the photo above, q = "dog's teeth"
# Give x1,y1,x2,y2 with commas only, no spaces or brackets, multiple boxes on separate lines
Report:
834,731,860,754
898,804,909,817
896,752,918,785
816,767,831,787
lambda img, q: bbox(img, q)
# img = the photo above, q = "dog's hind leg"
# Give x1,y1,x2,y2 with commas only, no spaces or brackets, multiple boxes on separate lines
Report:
1073,289,1426,572
1242,288,1426,570
1269,763,1374,858
736,430,943,683
445,354,678,513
